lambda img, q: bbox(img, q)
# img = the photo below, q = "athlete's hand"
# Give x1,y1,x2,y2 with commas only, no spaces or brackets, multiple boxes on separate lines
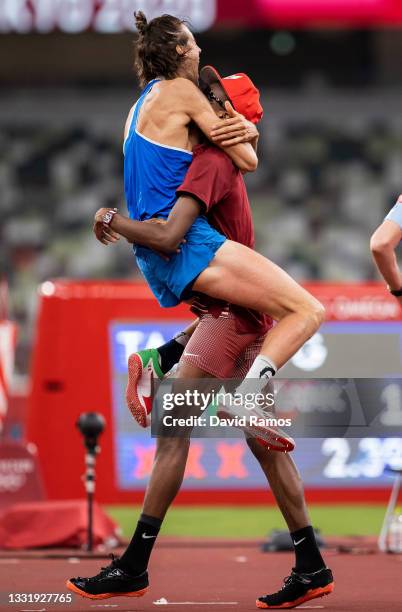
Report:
93,208,121,246
210,102,258,147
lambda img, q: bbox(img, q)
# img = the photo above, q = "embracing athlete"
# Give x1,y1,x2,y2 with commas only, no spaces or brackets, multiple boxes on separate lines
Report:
67,11,331,609
76,66,332,609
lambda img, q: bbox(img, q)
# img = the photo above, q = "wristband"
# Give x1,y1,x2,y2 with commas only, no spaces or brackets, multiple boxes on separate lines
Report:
102,208,118,227
388,286,402,297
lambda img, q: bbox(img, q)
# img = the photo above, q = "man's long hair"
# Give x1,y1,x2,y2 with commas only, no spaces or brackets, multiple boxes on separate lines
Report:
134,11,189,88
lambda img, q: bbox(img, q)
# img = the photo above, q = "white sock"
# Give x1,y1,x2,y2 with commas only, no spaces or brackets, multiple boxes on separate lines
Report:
174,331,190,348
236,355,277,395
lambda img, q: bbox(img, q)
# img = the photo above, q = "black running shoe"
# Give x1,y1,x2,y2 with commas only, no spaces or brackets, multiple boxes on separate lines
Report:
66,556,149,600
256,567,334,609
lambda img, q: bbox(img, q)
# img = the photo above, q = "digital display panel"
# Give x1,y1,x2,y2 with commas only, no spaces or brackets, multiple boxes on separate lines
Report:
110,320,402,491
0,0,216,34
3,0,402,34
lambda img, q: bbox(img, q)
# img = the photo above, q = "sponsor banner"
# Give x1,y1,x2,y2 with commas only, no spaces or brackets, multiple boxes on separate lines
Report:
304,283,402,322
0,443,46,511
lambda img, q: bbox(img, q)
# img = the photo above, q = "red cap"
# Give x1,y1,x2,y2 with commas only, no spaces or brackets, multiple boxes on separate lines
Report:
200,65,263,124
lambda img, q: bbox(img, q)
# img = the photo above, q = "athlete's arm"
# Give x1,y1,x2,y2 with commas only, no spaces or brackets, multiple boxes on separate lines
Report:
114,198,200,253
370,195,402,292
108,146,233,251
94,199,201,254
176,78,258,173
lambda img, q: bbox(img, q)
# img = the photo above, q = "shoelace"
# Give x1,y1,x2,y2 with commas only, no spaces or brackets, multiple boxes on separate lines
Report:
281,571,311,590
78,554,121,582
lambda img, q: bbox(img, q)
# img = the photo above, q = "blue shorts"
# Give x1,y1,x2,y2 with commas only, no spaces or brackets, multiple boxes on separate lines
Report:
134,216,226,307
385,202,402,229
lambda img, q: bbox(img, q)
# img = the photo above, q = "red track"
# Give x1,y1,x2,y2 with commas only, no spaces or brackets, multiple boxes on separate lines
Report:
1,540,401,611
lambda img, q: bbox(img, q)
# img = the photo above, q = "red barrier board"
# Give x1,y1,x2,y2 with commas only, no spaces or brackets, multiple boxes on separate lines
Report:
26,280,190,505
26,280,401,505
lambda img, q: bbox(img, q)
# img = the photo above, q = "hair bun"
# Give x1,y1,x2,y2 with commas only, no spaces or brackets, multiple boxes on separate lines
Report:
134,11,148,36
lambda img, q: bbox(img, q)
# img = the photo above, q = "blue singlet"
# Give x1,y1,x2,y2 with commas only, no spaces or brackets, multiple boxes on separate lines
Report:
124,79,226,307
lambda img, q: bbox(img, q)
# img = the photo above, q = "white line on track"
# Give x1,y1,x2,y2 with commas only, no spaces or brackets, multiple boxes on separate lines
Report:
153,599,238,606
0,558,19,563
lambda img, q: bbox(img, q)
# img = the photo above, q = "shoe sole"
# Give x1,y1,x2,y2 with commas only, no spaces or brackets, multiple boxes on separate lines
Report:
256,581,334,609
66,580,149,600
126,353,150,428
217,409,295,453
253,424,295,453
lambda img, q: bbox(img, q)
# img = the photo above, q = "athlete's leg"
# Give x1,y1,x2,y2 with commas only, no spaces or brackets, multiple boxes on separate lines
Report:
119,360,216,575
139,437,190,520
157,319,199,375
231,340,333,609
232,338,323,567
67,360,215,599
246,440,333,607
126,319,199,427
247,437,309,532
192,240,325,370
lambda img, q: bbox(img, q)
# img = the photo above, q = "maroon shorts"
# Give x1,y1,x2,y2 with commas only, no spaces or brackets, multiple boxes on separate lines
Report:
180,309,265,379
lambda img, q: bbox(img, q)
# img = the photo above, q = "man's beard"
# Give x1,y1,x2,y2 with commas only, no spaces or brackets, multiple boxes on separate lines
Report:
181,57,199,83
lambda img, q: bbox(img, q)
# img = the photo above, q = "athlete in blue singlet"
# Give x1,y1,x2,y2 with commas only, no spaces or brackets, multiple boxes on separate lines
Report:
123,78,226,307
371,194,402,297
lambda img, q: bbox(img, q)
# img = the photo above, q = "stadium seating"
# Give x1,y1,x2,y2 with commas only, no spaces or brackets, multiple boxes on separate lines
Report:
2,92,401,374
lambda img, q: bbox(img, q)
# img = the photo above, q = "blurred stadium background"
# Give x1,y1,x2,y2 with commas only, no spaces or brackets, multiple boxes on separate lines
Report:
1,0,402,547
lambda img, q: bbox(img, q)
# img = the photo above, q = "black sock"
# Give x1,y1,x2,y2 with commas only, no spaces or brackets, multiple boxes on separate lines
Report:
118,513,162,576
157,339,185,374
290,525,325,573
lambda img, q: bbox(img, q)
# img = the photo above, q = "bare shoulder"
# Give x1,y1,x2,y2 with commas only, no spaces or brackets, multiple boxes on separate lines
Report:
167,78,203,101
171,77,199,91
123,103,136,139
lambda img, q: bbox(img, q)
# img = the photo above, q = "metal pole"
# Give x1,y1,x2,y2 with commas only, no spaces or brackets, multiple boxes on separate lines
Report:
84,450,97,552
378,473,401,552
76,412,105,552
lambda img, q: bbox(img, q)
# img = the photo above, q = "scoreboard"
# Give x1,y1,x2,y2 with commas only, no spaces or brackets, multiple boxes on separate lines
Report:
109,318,402,493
